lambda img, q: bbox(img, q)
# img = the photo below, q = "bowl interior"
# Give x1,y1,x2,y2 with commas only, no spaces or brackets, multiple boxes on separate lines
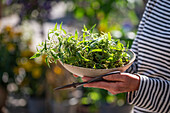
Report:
59,49,136,77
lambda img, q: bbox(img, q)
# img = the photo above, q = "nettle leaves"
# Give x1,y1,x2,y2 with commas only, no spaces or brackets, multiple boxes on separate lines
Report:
31,22,129,69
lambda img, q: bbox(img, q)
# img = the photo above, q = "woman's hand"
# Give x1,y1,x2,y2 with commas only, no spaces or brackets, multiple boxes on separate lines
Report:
80,73,140,95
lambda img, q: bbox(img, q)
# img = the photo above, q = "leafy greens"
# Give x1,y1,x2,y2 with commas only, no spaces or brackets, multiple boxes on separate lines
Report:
31,23,130,69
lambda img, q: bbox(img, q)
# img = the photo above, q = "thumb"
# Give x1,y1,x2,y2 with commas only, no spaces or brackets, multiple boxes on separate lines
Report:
103,73,124,81
73,74,79,77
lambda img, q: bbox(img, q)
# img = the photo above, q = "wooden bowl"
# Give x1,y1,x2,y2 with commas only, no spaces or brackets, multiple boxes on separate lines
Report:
59,49,136,77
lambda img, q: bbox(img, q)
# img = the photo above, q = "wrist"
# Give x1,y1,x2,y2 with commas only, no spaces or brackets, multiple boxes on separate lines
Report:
134,74,140,90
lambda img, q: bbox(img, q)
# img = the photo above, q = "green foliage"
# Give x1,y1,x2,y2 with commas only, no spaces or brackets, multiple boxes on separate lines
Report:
72,0,139,31
31,23,130,69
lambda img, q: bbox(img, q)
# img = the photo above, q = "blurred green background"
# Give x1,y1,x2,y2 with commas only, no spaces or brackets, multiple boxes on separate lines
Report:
0,0,147,113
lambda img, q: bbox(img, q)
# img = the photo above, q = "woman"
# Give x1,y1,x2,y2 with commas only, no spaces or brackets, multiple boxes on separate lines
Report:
81,0,170,112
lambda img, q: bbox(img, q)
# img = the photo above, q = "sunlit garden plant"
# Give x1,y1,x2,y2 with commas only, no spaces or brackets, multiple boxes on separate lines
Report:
31,23,130,69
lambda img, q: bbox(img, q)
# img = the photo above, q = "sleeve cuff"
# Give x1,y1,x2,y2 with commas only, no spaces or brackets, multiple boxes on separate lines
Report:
127,74,149,105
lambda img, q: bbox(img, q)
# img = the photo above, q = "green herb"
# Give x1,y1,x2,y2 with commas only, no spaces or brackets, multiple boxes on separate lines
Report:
31,23,130,69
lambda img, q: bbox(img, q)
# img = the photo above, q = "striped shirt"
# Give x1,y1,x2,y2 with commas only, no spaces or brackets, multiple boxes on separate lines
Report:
126,0,170,113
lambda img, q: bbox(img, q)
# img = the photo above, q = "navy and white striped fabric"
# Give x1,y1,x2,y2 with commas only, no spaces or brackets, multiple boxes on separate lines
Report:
126,0,170,113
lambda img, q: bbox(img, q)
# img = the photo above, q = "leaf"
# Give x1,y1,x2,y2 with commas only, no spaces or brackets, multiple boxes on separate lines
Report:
68,36,74,42
50,50,58,59
67,56,77,64
108,32,111,41
89,49,106,54
77,40,89,46
55,33,59,36
83,25,87,32
54,23,57,31
82,32,86,43
93,64,96,69
66,48,71,55
45,57,50,67
75,30,78,41
62,29,67,34
30,52,41,59
126,41,129,49
90,24,96,33
60,22,63,30
76,51,90,61
48,32,50,40
44,40,47,50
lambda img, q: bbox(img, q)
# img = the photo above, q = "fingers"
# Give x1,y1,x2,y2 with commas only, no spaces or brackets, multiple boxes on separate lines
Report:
81,73,140,94
82,76,94,82
103,73,124,82
83,81,111,90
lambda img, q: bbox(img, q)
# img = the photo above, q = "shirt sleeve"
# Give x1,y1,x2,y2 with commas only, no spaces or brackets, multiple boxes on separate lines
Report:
127,74,170,113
